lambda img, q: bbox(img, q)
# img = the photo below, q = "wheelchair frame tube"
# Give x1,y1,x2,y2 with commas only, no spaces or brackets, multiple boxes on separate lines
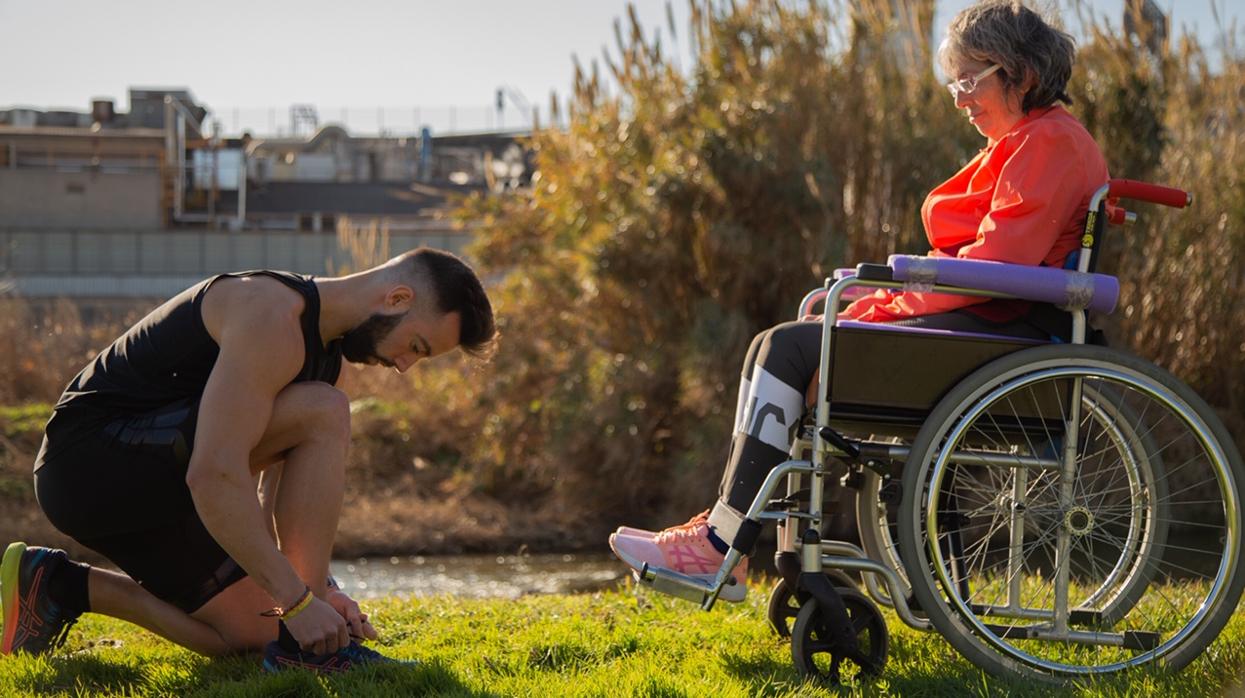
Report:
819,544,931,631
1055,331,1087,633
1007,466,1029,612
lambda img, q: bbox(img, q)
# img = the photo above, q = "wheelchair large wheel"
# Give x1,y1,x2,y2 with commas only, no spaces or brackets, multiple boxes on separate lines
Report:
896,344,1245,682
856,467,910,606
858,388,1164,621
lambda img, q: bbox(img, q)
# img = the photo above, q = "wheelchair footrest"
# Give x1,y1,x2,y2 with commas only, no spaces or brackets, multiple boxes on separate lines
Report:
636,563,715,604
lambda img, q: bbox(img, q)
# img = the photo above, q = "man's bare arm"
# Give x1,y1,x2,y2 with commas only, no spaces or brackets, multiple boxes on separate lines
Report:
185,293,308,607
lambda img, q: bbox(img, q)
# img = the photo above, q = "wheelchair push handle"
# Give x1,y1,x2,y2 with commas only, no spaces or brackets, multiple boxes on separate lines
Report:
1108,178,1192,209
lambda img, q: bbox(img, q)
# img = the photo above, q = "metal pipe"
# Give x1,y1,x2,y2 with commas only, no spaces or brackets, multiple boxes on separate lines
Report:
858,442,1060,471
1079,182,1112,274
820,553,930,631
237,154,247,228
1007,466,1028,611
819,540,895,611
742,461,816,520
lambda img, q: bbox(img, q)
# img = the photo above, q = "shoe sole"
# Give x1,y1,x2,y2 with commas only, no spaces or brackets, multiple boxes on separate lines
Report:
609,535,746,603
1,542,26,654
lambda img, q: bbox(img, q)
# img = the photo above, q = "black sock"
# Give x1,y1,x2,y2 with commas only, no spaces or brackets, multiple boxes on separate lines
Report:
47,558,92,616
705,526,731,555
277,621,301,653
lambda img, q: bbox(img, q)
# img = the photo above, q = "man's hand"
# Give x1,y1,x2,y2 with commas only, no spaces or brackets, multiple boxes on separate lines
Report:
283,596,350,655
327,589,379,641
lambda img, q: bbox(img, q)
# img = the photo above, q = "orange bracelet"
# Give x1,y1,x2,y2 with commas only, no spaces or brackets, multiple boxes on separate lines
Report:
278,587,314,621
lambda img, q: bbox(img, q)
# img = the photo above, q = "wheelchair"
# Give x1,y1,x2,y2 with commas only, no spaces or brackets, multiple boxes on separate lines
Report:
634,179,1245,684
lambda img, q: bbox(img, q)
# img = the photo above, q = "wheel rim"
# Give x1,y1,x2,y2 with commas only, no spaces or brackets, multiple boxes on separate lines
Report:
768,579,800,638
857,466,910,606
921,363,1240,675
792,588,888,682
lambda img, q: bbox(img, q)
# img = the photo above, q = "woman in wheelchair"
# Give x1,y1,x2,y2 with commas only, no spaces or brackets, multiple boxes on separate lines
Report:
609,0,1110,600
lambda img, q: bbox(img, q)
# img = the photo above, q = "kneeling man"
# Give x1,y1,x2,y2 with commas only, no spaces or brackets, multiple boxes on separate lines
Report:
1,248,494,672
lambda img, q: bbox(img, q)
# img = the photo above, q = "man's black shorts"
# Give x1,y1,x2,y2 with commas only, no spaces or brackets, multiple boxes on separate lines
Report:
33,399,246,613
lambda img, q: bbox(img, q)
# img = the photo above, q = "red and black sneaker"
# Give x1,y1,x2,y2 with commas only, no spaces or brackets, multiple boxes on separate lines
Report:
262,638,412,674
1,542,82,655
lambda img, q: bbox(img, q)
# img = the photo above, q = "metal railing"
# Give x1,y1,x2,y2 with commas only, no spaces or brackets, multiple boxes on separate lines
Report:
213,104,559,138
0,227,473,298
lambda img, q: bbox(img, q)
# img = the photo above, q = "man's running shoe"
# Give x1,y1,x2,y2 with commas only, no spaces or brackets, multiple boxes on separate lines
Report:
1,542,82,655
609,513,748,602
262,639,414,674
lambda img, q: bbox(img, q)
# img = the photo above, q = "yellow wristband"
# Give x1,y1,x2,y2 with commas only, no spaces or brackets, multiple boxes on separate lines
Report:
281,587,314,621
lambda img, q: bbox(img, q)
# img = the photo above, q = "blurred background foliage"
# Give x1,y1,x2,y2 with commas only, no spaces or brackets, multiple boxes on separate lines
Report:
4,0,1243,549
451,0,1245,535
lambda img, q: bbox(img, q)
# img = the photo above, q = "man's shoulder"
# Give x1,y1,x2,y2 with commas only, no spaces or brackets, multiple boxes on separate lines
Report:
203,273,307,321
199,274,310,356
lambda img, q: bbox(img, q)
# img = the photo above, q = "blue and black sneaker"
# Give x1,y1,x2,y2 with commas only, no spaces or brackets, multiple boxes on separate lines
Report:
262,638,414,674
1,542,82,655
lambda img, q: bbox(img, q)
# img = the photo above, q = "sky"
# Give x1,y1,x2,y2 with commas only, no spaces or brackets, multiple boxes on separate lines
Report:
0,0,1237,136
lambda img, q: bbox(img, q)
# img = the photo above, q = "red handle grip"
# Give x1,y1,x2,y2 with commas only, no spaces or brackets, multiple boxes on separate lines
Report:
1108,178,1192,208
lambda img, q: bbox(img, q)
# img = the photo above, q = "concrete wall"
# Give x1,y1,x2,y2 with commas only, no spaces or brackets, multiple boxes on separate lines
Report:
0,169,161,229
0,228,473,297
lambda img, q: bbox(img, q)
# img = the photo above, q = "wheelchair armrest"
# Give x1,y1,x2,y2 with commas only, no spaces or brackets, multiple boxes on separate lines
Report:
887,255,1119,314
799,268,877,317
855,263,895,281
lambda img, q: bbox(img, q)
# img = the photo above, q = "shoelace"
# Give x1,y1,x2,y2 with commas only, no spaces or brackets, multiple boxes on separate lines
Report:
340,642,387,662
46,616,78,653
654,511,712,544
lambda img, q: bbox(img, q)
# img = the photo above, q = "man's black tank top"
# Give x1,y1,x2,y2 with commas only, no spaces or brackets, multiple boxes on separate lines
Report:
40,270,343,461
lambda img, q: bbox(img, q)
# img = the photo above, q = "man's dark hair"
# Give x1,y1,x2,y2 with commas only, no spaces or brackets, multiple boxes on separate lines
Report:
396,247,497,358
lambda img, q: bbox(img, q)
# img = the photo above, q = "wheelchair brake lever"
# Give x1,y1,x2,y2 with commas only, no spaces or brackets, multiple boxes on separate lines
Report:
817,427,860,459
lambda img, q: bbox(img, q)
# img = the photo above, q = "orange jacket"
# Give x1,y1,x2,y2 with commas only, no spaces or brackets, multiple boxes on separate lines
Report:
844,105,1109,323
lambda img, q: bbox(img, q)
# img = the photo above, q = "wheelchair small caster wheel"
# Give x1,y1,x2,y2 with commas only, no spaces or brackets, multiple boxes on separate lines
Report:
791,586,888,683
767,579,801,638
767,571,855,638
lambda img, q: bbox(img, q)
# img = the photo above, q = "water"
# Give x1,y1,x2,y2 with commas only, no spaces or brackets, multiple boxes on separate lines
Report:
328,553,631,600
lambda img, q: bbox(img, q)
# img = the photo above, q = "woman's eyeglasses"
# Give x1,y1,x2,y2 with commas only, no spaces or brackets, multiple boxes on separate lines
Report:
946,64,1001,98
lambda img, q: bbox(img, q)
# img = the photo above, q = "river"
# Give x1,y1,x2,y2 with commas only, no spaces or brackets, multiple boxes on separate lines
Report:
328,552,632,599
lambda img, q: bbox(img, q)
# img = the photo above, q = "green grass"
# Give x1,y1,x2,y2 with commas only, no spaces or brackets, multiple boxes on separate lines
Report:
3,581,1245,697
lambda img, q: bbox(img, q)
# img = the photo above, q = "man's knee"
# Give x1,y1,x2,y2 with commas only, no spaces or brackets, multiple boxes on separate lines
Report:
278,382,351,441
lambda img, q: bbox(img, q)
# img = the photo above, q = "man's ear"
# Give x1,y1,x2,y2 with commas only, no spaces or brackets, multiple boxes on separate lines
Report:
384,284,414,310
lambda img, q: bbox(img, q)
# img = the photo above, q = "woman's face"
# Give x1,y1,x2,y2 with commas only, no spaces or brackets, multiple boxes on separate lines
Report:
951,59,1027,143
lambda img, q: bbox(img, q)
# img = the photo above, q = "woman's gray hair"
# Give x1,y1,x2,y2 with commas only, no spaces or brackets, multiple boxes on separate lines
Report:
939,0,1076,113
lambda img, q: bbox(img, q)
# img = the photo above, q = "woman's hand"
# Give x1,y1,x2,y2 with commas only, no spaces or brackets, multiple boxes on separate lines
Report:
326,589,379,641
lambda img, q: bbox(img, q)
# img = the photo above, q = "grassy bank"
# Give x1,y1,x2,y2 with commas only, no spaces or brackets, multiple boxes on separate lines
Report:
2,583,1243,697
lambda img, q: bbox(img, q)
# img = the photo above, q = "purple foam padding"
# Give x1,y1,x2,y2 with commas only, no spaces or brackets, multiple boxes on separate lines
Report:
835,319,1046,344
833,267,857,280
887,255,1119,314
